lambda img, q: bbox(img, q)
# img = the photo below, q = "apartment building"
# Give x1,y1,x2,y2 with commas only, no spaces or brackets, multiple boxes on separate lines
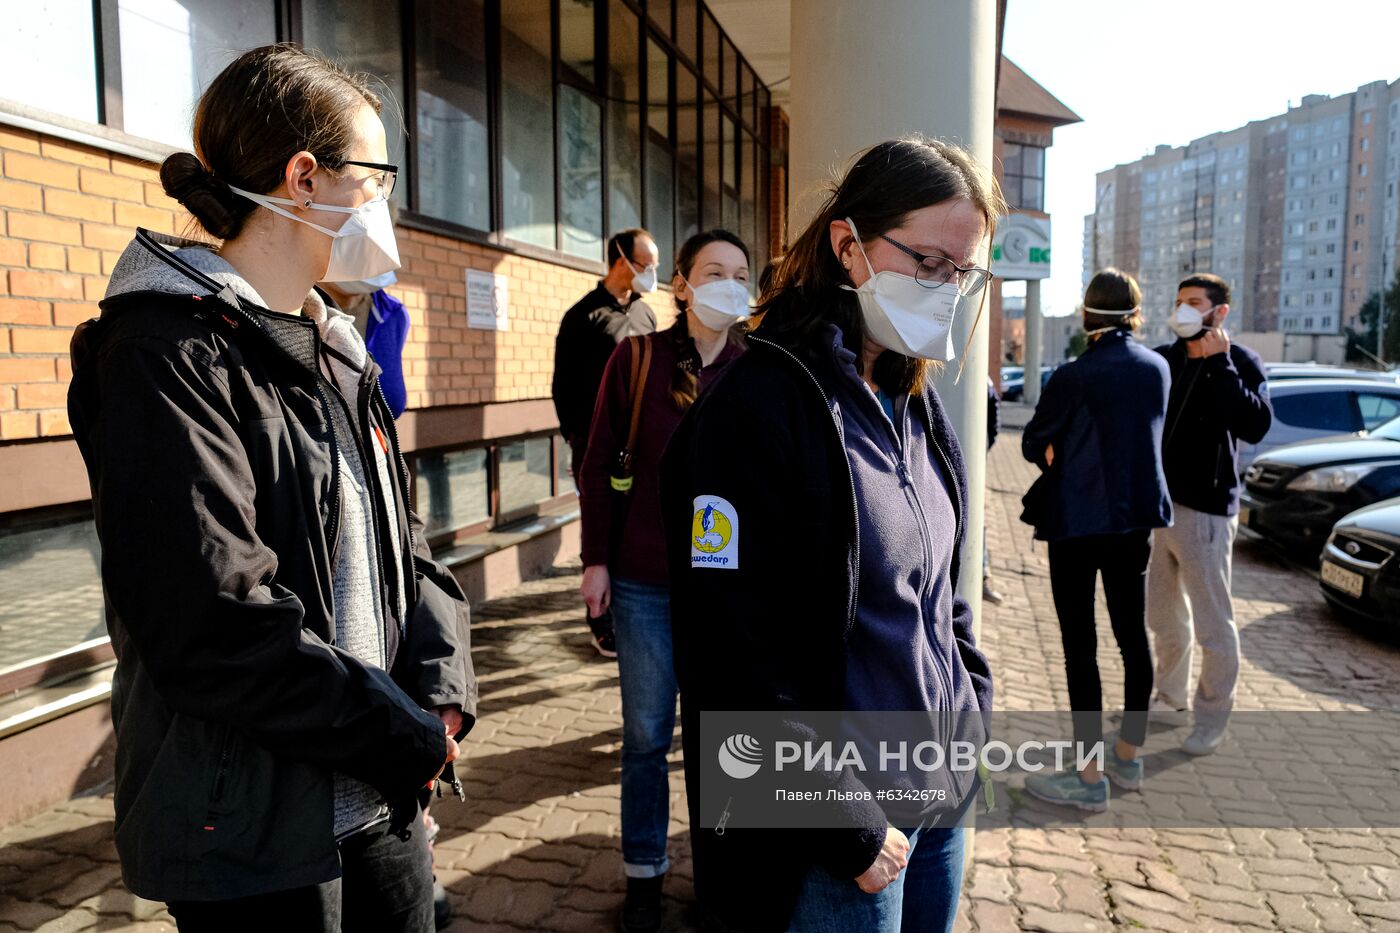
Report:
1090,76,1400,351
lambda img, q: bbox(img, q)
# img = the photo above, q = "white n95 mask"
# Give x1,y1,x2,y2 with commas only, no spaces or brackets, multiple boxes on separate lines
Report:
230,186,401,283
1169,303,1209,340
332,269,398,295
630,262,658,295
840,217,959,361
686,277,751,331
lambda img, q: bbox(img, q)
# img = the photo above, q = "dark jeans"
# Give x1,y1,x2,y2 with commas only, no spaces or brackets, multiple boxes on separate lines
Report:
168,806,434,933
1047,530,1154,749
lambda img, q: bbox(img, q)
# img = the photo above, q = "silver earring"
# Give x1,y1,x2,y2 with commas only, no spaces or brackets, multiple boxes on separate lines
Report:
303,198,313,208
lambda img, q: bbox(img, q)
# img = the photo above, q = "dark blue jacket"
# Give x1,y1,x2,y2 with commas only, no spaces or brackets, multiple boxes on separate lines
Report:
1153,339,1272,516
1021,329,1173,541
660,320,991,933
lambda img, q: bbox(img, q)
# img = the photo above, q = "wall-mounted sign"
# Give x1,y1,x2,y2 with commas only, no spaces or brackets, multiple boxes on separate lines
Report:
991,213,1052,281
467,269,509,331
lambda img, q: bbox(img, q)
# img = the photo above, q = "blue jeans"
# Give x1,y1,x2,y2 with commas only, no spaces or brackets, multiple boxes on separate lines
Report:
787,824,966,933
611,577,677,878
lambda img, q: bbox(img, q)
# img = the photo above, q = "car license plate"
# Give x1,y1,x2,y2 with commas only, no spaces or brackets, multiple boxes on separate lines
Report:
1322,561,1364,599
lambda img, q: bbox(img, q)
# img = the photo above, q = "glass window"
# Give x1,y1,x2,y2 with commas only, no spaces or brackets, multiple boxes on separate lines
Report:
675,0,698,65
1272,391,1357,432
305,0,410,207
0,517,104,671
740,64,756,131
646,135,675,275
414,448,490,538
648,0,673,38
0,1,98,123
558,84,604,260
721,35,737,105
501,2,556,248
721,114,738,230
407,0,490,228
1357,393,1400,431
676,66,700,245
702,90,720,229
646,39,671,139
499,437,554,515
606,0,642,232
740,130,756,272
119,0,276,147
701,10,721,90
1003,142,1046,211
559,0,595,81
556,435,574,492
757,85,770,143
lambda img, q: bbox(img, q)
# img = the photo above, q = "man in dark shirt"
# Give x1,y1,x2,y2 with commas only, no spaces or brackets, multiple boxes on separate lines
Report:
552,228,659,656
1148,273,1272,756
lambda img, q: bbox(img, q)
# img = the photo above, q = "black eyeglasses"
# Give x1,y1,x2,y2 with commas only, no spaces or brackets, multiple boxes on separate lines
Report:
343,160,398,199
879,234,992,296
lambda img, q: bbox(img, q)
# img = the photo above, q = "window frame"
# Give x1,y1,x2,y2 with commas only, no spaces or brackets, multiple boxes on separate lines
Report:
410,431,577,551
3,0,775,273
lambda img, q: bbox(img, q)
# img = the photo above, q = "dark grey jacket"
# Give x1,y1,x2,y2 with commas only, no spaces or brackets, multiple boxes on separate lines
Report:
67,229,476,902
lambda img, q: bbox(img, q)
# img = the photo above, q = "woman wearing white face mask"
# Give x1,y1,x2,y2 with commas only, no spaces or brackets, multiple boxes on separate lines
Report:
577,230,749,933
660,137,1002,933
67,45,473,932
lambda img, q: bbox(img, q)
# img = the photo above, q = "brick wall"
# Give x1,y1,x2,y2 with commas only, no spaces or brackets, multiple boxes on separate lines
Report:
0,126,190,441
0,121,675,442
393,230,672,410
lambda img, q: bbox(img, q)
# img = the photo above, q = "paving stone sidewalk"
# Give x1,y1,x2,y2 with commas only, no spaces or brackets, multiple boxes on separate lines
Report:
2,403,1399,931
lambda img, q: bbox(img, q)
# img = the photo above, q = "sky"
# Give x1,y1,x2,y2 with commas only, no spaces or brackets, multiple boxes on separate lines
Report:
1001,0,1400,317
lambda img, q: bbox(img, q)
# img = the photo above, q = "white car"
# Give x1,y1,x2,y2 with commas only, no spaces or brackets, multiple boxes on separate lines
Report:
1239,378,1400,469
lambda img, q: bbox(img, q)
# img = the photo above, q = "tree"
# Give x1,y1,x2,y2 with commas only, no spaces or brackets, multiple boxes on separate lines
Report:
1344,268,1400,365
1344,293,1381,363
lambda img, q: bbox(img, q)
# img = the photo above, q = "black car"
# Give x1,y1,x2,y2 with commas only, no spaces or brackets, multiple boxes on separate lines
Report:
1320,498,1400,627
1241,415,1400,554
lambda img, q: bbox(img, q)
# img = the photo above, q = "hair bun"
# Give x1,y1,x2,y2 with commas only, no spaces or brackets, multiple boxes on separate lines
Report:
159,152,243,239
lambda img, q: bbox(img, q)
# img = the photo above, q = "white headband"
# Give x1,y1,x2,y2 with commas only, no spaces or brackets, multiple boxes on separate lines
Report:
1081,304,1140,316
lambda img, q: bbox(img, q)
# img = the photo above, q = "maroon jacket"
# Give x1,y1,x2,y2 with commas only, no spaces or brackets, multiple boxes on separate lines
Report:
580,327,743,584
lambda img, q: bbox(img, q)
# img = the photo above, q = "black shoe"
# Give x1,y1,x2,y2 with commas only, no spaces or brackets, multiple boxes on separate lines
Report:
588,610,618,659
433,880,452,929
620,875,664,933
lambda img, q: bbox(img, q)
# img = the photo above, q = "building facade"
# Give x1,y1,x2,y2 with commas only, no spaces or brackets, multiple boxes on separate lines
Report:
1090,76,1400,353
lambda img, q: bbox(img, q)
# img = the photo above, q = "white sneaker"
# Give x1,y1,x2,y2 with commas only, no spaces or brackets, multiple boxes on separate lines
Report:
1148,696,1188,725
1182,723,1226,756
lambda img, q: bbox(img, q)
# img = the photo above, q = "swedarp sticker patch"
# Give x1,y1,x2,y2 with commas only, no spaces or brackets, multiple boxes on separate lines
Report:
691,495,738,570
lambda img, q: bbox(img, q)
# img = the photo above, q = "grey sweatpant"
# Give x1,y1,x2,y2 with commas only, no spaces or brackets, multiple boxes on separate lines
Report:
1146,504,1240,727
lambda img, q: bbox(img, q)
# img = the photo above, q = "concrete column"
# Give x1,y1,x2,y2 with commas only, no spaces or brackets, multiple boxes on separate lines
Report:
1024,279,1043,406
789,0,998,624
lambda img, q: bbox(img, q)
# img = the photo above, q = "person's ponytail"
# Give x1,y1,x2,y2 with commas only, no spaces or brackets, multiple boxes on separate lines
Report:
159,152,247,240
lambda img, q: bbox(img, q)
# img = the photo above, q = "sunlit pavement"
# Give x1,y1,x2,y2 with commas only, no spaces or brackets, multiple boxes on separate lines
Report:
2,404,1399,931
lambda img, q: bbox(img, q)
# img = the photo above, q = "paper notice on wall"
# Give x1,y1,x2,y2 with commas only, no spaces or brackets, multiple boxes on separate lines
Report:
467,270,509,331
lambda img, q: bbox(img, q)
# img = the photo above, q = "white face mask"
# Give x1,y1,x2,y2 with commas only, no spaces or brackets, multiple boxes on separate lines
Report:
685,276,751,331
840,217,958,361
1170,302,1213,340
630,260,658,295
332,269,398,296
229,185,401,283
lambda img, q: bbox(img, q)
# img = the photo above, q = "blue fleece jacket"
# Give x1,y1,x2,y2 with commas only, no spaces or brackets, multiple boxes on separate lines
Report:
830,337,959,713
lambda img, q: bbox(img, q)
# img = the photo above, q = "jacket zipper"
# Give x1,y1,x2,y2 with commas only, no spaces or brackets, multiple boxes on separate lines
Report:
748,336,861,636
210,729,233,802
373,381,420,606
355,373,403,647
920,395,964,726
